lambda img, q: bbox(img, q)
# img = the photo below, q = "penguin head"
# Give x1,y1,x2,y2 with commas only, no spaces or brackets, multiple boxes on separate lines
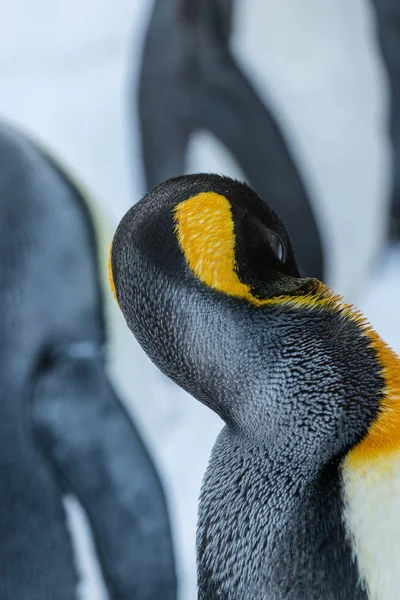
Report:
111,172,305,295
110,172,308,303
110,174,382,456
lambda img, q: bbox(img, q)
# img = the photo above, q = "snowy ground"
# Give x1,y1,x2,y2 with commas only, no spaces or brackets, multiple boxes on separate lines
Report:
1,1,399,599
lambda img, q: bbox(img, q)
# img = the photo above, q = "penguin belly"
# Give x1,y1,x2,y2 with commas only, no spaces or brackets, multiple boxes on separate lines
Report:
343,454,400,600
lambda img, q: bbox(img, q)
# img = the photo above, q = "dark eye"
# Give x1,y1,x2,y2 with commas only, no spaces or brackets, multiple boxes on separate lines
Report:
266,229,286,262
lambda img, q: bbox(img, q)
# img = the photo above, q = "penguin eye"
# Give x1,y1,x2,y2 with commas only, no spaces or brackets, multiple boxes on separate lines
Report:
266,229,286,263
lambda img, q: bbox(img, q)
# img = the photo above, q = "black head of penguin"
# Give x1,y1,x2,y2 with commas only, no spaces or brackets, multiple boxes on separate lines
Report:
111,175,301,419
110,173,381,458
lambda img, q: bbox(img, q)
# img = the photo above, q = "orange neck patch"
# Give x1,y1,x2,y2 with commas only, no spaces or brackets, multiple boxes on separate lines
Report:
346,329,400,470
262,285,400,467
274,286,400,467
108,242,119,305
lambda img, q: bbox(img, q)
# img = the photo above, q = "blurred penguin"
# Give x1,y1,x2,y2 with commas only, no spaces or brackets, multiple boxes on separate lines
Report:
137,0,391,300
138,0,324,280
0,122,177,600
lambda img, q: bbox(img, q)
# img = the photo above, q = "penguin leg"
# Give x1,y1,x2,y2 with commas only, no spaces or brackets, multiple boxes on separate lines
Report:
31,346,177,600
370,0,400,240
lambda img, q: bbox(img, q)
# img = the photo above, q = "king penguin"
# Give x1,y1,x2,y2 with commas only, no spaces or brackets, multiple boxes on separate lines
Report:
0,122,176,599
110,173,400,600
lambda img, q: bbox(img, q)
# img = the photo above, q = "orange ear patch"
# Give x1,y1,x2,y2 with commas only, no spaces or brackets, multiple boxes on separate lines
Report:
108,242,119,305
174,191,256,302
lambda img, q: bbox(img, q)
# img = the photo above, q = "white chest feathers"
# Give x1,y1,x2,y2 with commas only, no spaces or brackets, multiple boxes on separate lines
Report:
342,453,400,600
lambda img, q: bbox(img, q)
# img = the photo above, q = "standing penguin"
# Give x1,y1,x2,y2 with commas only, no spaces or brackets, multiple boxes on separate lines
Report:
110,173,400,600
0,122,176,599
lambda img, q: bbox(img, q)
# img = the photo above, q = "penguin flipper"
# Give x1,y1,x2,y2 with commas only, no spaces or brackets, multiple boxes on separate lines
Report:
31,349,177,600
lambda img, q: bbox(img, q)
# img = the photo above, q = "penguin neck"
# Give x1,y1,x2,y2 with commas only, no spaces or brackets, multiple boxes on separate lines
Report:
197,427,364,600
